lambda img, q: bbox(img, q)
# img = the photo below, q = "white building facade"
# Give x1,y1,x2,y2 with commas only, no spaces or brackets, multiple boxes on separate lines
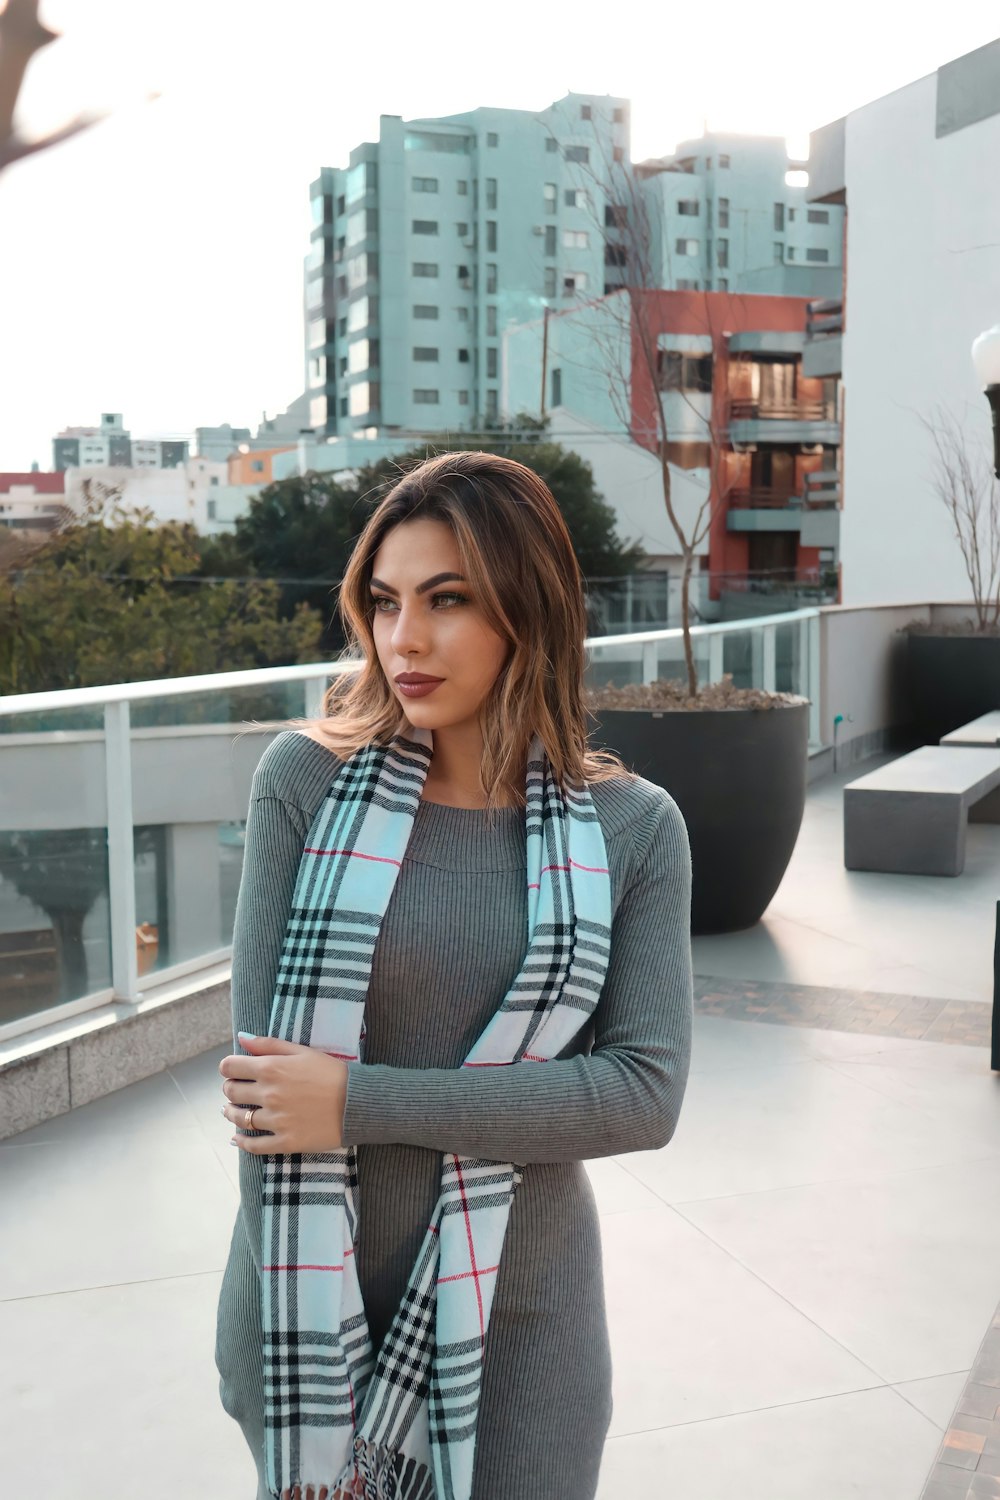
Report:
808,37,1000,607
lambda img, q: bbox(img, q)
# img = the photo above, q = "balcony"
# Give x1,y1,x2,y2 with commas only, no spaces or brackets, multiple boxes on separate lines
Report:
727,397,841,449
803,298,844,379
725,483,840,547
2,607,999,1498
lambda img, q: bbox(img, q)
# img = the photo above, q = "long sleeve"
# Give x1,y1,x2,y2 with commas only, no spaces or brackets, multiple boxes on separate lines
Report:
229,791,306,1048
340,791,694,1164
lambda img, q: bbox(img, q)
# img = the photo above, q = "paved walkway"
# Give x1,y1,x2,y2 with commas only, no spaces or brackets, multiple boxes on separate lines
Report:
1,1003,998,1499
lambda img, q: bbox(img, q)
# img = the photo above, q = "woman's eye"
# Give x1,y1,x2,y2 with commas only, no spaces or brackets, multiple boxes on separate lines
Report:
371,593,468,611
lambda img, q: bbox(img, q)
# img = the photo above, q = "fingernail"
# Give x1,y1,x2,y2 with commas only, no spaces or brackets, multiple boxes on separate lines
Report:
237,1031,256,1041
229,1138,239,1146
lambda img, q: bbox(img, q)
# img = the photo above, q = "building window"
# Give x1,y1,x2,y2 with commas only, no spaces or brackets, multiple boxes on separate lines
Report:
774,241,784,261
546,135,559,152
207,498,217,519
486,389,498,418
788,208,796,222
456,306,469,321
677,199,699,216
565,145,589,163
456,222,469,237
787,246,796,260
414,304,439,319
718,277,729,290
457,264,473,287
675,278,700,291
458,390,470,405
487,347,498,379
807,208,830,224
806,247,830,262
487,131,499,147
544,265,557,297
774,203,785,231
339,396,349,417
675,237,699,256
458,348,470,362
251,459,264,473
412,219,439,234
551,367,562,405
656,351,713,392
580,103,592,120
486,178,497,210
337,316,348,337
544,182,557,214
486,220,497,252
604,242,627,267
210,475,219,486
718,197,730,229
564,229,589,249
544,225,557,256
413,262,439,277
486,304,497,336
717,238,729,268
413,388,440,404
605,203,627,229
563,272,588,295
336,194,346,216
457,179,468,195
718,153,730,167
412,176,438,192
486,263,497,293
413,346,439,361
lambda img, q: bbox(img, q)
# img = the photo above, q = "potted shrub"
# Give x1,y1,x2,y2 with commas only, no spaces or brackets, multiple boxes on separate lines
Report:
585,676,809,935
903,406,1000,744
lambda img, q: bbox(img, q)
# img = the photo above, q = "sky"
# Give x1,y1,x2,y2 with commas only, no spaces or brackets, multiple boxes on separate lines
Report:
1,0,999,472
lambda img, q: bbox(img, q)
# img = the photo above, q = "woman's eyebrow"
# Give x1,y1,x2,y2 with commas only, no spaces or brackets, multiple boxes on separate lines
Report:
369,572,468,596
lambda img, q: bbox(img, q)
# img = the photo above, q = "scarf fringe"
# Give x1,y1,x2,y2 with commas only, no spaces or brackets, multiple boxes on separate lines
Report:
336,1434,436,1500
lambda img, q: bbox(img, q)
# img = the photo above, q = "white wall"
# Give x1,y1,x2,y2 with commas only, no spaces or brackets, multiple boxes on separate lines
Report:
545,407,709,565
840,71,1000,605
64,460,228,528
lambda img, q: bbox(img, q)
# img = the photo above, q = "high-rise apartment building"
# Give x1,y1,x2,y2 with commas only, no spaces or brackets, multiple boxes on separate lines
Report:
636,131,843,298
305,93,630,438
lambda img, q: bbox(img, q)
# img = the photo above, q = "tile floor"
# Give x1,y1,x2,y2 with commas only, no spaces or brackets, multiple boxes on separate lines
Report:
2,1011,998,1499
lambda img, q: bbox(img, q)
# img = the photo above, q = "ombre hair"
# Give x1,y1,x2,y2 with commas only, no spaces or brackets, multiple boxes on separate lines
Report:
281,450,634,814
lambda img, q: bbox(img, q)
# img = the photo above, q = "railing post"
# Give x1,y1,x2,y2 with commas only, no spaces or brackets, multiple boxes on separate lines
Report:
762,625,777,693
104,700,139,1003
808,612,822,746
304,674,329,720
641,641,657,685
708,630,724,685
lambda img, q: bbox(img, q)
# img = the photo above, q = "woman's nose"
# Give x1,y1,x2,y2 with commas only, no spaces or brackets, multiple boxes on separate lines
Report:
390,601,429,653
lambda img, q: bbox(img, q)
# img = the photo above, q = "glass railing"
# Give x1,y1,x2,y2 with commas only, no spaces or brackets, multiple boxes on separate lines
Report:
0,611,820,1041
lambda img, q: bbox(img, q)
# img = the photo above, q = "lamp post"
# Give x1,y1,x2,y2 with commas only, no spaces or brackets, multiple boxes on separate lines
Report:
971,324,1000,480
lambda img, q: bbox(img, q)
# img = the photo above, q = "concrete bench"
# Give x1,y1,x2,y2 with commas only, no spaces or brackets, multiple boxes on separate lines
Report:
941,711,1000,746
844,746,1000,875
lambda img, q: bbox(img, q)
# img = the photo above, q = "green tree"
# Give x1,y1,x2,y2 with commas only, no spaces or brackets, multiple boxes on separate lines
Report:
0,486,325,697
197,420,646,652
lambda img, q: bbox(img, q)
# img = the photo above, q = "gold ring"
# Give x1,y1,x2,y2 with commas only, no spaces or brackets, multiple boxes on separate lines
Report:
244,1106,258,1129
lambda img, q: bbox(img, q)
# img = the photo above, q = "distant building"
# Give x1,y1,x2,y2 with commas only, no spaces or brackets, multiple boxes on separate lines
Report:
505,288,841,616
62,458,228,531
305,92,631,438
195,394,311,462
636,131,843,298
52,413,188,472
0,472,69,533
806,36,1000,608
227,447,295,486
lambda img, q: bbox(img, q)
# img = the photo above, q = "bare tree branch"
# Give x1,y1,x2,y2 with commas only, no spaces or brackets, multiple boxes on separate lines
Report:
919,404,1000,630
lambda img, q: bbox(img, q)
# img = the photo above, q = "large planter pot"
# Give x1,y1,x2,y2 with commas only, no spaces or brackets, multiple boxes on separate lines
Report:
906,632,1000,744
589,698,810,935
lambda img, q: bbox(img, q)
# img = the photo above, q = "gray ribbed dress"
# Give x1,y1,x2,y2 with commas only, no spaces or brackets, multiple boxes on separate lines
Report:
215,729,693,1500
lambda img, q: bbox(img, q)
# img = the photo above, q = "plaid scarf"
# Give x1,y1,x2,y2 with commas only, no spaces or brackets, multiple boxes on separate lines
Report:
258,725,612,1500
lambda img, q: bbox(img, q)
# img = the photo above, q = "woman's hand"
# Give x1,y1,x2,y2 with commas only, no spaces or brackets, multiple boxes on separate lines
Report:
219,1034,349,1154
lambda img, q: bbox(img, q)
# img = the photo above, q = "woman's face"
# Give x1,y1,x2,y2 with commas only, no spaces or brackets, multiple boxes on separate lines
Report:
369,517,510,735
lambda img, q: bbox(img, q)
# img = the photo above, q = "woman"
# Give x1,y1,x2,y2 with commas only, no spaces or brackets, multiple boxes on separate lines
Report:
214,451,694,1500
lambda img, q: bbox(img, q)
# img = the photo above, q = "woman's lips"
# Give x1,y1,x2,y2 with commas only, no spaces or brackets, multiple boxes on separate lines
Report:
396,679,443,698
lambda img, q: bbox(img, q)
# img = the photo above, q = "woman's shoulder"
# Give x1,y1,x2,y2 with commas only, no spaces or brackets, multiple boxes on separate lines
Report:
251,726,345,808
587,771,690,871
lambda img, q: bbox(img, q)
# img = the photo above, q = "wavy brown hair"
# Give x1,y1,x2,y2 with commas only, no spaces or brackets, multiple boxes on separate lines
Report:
281,449,634,814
